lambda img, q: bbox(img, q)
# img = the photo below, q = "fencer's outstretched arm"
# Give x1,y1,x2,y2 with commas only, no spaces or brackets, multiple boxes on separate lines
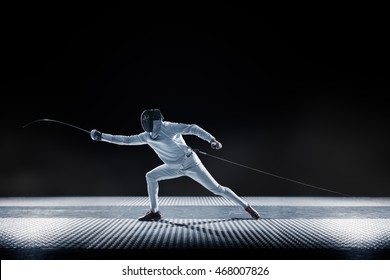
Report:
90,129,147,145
90,122,223,150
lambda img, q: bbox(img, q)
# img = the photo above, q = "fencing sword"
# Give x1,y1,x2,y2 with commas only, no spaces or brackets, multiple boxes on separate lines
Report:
22,118,90,134
22,118,352,197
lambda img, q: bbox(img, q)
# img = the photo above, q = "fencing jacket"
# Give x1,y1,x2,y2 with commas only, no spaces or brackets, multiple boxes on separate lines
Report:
100,121,216,167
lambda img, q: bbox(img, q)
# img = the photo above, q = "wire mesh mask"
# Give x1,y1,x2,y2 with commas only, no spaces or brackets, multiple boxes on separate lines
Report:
140,109,164,132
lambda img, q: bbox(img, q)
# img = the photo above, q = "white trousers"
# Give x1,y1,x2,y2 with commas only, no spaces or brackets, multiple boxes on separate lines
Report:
145,152,247,212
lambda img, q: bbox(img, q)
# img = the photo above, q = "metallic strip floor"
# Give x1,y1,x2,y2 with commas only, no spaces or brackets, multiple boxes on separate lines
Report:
0,196,389,260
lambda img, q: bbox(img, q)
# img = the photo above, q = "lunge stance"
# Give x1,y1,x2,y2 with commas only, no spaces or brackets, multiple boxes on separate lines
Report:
90,109,260,221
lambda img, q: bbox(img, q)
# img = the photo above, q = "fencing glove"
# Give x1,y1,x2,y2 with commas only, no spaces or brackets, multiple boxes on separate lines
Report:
90,129,102,141
210,139,222,150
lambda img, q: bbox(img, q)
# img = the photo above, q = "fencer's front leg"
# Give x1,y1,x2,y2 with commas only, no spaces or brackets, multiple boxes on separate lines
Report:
145,171,160,213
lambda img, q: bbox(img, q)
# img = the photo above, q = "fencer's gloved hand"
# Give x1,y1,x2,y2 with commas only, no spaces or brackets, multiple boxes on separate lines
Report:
210,139,222,150
90,129,102,141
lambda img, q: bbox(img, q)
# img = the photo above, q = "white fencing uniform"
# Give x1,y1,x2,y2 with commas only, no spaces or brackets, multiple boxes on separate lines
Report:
100,120,248,212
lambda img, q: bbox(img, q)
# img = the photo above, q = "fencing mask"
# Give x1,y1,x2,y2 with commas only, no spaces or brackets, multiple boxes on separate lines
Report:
140,109,164,133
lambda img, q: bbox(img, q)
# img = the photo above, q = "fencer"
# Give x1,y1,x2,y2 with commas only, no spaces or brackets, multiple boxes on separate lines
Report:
90,109,260,221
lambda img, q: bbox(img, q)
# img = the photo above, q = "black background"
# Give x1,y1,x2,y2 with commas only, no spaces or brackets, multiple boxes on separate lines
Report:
2,2,389,197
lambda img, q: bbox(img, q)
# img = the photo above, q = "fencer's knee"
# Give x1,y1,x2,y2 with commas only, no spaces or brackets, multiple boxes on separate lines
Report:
145,171,157,184
211,185,227,196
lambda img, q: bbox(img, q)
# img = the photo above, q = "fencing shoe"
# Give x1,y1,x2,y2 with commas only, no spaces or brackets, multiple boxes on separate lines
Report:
138,209,162,221
244,205,260,219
